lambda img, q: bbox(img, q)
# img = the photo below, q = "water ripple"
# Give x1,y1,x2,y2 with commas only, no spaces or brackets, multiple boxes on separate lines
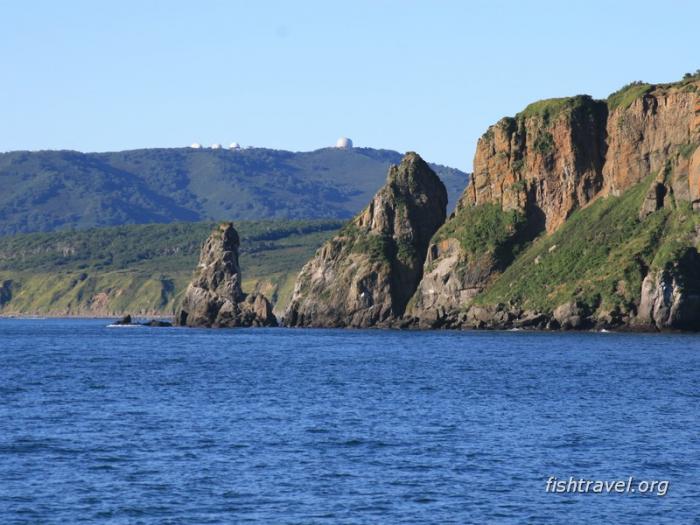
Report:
0,319,698,523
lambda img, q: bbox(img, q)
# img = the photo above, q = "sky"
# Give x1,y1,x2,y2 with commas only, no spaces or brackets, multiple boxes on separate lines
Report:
1,0,698,171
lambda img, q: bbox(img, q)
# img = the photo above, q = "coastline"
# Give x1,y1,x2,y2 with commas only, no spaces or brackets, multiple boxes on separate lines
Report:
1,313,689,333
0,312,175,321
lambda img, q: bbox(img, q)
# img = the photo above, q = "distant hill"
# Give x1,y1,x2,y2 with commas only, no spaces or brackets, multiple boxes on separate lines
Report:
0,147,468,235
0,220,344,316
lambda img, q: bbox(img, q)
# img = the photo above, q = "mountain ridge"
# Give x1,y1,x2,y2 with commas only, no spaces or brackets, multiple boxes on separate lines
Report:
0,146,467,236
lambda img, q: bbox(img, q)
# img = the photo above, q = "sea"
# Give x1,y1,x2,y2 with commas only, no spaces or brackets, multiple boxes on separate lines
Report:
0,318,698,524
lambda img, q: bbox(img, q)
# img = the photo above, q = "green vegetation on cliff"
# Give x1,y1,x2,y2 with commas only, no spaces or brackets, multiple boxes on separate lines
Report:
516,95,603,123
436,203,526,266
477,175,700,313
607,82,653,110
607,74,700,111
0,219,343,316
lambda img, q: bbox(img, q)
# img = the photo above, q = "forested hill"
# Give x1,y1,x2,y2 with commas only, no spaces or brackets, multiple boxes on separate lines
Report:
0,146,468,235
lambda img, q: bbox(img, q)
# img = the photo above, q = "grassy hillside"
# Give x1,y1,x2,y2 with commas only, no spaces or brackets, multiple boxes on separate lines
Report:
0,147,467,235
477,174,700,315
0,220,344,317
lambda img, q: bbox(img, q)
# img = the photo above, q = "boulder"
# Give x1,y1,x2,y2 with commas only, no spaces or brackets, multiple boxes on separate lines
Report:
553,302,586,330
636,265,700,330
143,319,172,327
639,182,667,220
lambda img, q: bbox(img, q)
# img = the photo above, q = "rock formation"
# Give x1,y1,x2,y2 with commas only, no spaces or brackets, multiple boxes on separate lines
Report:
176,223,277,328
114,314,132,325
407,96,608,327
409,76,700,331
406,201,527,328
603,82,700,201
463,95,608,233
636,249,700,330
284,152,447,327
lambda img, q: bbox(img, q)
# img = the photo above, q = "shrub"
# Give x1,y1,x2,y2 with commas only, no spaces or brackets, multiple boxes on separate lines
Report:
436,203,526,265
534,132,555,155
607,81,653,111
679,143,697,160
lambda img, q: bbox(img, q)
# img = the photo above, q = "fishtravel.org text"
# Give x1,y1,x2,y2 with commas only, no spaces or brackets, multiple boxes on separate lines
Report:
545,476,669,496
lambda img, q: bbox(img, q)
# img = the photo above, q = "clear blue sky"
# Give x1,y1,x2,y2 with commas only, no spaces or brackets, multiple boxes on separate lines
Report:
1,0,698,171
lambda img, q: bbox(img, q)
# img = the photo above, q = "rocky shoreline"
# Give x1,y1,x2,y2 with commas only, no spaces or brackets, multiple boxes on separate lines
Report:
109,77,700,333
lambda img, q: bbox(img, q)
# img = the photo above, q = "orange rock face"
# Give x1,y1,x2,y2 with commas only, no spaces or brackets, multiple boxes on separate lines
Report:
462,81,700,233
603,84,699,199
687,97,700,203
464,96,608,233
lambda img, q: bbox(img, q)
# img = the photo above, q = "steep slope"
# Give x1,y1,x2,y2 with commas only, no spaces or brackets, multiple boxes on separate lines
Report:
0,147,467,235
285,153,447,327
175,223,277,328
473,175,700,330
410,75,700,330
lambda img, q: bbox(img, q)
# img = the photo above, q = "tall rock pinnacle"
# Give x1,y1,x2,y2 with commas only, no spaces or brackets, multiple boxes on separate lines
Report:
176,223,277,327
284,152,448,327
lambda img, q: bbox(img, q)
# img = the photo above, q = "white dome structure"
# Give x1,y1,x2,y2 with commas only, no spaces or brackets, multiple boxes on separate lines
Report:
229,142,241,150
190,142,202,149
335,137,353,149
211,143,222,150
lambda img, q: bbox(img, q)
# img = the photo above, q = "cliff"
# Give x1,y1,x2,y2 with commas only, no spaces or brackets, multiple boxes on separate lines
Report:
284,153,447,327
604,81,700,200
176,223,277,327
409,75,700,330
463,95,608,233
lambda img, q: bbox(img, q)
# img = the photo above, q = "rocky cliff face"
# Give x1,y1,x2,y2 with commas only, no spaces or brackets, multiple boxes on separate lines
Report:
463,95,608,233
463,79,699,228
410,76,700,330
636,271,698,330
284,153,447,327
603,82,700,203
408,96,609,327
406,202,527,327
176,223,277,327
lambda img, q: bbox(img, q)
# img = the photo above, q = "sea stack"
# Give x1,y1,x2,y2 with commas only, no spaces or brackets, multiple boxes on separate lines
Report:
284,152,448,327
176,223,277,327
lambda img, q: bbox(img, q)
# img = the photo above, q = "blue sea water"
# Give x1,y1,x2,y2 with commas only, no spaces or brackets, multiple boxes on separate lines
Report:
0,319,698,524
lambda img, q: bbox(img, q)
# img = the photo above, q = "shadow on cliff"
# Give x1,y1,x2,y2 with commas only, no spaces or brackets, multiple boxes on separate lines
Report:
673,247,700,329
493,198,547,271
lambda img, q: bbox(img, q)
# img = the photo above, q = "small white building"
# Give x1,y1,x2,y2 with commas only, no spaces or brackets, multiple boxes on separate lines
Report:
229,142,241,150
335,137,353,149
211,143,222,150
190,142,202,149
